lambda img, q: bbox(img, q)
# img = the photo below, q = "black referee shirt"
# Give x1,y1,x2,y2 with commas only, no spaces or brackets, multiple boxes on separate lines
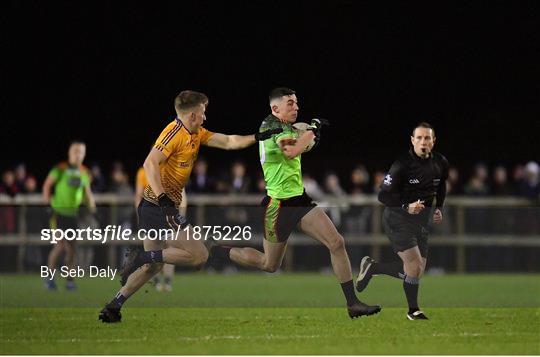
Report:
378,149,449,226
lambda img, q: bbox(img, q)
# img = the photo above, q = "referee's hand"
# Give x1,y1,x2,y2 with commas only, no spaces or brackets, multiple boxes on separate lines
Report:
433,208,443,223
158,193,180,229
407,199,425,214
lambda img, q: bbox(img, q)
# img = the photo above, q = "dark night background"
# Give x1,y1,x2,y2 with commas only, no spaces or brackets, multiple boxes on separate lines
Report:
2,1,539,182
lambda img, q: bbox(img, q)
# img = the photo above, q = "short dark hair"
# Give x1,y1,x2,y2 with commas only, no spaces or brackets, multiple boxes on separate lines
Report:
174,90,209,113
69,140,86,147
412,122,435,137
269,87,296,102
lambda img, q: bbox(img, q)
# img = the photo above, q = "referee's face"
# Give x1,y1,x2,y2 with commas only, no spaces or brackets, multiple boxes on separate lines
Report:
273,94,299,123
411,127,435,158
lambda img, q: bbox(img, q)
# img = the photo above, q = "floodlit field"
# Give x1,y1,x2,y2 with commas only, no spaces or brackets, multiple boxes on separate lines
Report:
1,273,539,354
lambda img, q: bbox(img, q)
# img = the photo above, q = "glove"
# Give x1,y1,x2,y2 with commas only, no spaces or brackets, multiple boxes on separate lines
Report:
307,118,330,148
158,193,181,229
255,128,283,141
309,118,330,131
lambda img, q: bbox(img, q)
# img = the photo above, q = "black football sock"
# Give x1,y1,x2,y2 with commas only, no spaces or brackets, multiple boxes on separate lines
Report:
109,291,128,309
340,280,360,306
135,250,163,266
403,275,420,313
371,261,404,279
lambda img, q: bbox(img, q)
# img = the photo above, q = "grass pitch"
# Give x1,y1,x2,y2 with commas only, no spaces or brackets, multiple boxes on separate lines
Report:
1,273,539,354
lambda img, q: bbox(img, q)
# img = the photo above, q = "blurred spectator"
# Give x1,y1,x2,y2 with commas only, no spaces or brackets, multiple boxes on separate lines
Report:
221,161,251,224
518,161,540,199
23,176,38,194
187,158,216,193
303,173,324,201
324,172,346,196
0,170,18,233
228,161,251,193
372,171,386,194
323,172,347,227
0,170,18,197
14,163,28,193
464,163,490,196
511,164,525,194
349,165,370,194
109,164,134,228
491,165,512,196
464,163,490,233
90,163,107,193
446,166,461,195
255,173,266,193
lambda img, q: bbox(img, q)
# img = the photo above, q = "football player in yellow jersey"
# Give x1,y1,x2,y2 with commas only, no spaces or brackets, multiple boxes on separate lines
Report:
135,167,184,292
99,90,280,323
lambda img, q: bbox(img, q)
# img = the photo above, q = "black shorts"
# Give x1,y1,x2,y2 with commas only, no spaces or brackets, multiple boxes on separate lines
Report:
262,191,317,243
138,199,190,232
382,209,429,257
49,212,79,245
50,212,79,230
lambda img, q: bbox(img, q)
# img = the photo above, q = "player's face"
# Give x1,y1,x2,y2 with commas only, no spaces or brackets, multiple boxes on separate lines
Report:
68,143,86,166
190,104,207,133
411,127,435,158
273,95,299,123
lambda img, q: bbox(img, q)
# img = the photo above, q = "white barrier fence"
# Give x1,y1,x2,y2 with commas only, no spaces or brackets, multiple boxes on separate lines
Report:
0,194,538,272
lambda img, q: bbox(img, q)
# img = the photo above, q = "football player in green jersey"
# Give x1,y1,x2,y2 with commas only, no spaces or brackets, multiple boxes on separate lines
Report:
42,141,96,291
226,88,381,318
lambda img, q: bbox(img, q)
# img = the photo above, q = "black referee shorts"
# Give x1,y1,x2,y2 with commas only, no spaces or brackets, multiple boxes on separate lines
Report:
382,208,429,258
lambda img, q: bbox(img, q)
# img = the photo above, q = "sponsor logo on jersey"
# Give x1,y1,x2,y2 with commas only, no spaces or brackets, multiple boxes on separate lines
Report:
409,179,420,184
383,174,392,186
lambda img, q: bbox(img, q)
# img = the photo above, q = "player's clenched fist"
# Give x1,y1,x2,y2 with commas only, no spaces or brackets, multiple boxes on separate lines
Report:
158,193,180,229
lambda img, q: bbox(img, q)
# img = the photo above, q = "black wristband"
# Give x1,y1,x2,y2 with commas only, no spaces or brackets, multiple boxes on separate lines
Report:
401,203,409,212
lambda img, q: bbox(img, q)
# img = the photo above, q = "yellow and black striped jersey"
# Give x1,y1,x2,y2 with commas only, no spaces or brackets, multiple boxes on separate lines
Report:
143,118,214,206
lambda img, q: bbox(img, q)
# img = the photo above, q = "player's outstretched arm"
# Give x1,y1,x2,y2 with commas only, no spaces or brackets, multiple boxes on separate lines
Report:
278,131,316,159
205,128,282,150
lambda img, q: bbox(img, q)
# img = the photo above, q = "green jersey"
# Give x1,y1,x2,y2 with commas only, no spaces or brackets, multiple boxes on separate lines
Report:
48,162,91,217
259,114,304,199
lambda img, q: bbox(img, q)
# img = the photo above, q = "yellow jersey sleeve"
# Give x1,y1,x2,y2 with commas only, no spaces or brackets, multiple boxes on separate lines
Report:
199,127,214,145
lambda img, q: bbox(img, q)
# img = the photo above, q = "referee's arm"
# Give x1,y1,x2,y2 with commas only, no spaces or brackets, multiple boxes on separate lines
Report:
378,160,405,209
435,158,450,208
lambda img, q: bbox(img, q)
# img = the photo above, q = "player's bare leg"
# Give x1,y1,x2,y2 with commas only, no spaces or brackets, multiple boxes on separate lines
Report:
298,207,381,318
398,246,428,320
45,240,65,290
63,241,77,290
229,239,287,273
298,207,354,282
100,227,208,323
47,240,64,271
120,226,208,286
156,264,174,291
161,226,208,268
118,239,165,298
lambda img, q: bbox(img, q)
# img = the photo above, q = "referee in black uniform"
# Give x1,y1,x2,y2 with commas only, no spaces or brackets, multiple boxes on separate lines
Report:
356,122,449,320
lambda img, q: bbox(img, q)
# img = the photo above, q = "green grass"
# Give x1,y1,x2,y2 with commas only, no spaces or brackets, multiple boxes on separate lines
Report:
1,273,539,354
